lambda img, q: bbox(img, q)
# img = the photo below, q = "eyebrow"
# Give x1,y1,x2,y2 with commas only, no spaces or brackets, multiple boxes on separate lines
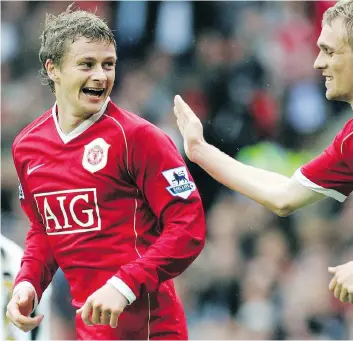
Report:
77,56,117,61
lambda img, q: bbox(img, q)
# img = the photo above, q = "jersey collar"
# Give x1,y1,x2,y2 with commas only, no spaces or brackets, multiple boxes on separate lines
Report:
52,97,110,144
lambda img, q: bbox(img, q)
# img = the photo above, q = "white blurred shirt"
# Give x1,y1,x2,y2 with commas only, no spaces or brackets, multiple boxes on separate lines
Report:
1,234,51,340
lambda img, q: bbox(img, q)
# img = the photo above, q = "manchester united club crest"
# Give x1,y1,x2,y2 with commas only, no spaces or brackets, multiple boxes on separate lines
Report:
82,138,110,173
88,145,104,165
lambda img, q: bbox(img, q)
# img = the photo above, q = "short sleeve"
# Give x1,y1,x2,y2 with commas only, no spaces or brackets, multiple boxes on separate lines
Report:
293,120,353,202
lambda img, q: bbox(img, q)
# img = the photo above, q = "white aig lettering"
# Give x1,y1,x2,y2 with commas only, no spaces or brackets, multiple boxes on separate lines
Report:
34,188,101,235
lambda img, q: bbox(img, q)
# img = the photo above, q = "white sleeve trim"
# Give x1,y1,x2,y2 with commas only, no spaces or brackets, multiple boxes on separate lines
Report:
12,281,38,312
107,276,136,305
293,168,347,202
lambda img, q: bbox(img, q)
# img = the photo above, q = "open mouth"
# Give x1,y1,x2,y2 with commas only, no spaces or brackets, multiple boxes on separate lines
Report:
325,76,333,82
82,88,105,98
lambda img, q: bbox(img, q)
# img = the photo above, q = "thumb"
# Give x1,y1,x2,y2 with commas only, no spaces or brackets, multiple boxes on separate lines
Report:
328,266,338,274
34,314,44,324
76,306,83,314
17,291,30,306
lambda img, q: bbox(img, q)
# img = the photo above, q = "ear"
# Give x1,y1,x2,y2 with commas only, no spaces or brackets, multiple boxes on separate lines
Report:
45,59,60,83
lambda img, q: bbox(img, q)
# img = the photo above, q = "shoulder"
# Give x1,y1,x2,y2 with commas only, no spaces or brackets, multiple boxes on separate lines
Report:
104,101,167,140
12,108,53,155
337,118,353,155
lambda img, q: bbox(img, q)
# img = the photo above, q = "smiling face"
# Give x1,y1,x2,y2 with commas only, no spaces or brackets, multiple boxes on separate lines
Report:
48,37,117,118
314,18,353,105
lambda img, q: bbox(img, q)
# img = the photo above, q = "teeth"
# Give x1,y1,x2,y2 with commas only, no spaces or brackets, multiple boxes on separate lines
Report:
326,77,333,81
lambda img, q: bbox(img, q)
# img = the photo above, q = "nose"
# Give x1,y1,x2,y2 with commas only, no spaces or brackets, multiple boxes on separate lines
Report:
313,50,326,70
92,65,107,83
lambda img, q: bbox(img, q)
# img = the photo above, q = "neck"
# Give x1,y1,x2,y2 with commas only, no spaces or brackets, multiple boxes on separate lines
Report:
57,108,91,135
55,98,93,135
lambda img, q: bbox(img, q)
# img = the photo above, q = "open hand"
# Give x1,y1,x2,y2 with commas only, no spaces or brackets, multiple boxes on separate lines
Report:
173,95,205,162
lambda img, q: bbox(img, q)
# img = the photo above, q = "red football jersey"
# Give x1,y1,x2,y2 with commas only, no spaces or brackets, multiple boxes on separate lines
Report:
294,118,353,202
12,98,206,308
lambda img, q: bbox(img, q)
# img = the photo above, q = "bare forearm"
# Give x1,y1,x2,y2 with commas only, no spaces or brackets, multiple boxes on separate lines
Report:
173,94,323,215
190,141,294,215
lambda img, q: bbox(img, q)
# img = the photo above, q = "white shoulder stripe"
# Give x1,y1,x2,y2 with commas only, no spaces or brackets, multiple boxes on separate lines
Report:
341,131,353,155
103,114,130,176
293,168,347,202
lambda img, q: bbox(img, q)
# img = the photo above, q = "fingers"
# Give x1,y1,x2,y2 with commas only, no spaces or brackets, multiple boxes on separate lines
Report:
110,310,119,328
340,286,348,303
173,102,187,126
328,262,353,303
91,305,102,325
78,301,93,326
7,296,23,321
174,95,194,118
334,281,342,299
349,292,353,303
11,315,43,332
6,309,42,331
77,302,121,327
328,266,338,274
6,296,43,333
173,104,180,118
329,275,353,303
174,95,189,111
173,106,185,136
174,95,185,111
328,276,337,292
101,310,111,326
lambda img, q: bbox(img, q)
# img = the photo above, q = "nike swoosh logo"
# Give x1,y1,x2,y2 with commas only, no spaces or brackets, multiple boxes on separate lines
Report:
27,164,45,175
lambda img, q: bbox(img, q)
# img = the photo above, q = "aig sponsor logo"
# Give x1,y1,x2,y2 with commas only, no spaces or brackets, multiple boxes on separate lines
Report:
34,188,101,235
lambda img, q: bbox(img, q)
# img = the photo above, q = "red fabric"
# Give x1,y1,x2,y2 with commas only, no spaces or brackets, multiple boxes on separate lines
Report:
301,118,353,197
250,90,279,138
313,1,337,41
12,100,205,336
75,280,188,340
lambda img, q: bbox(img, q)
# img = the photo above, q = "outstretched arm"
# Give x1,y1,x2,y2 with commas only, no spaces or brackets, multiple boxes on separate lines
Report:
173,95,324,216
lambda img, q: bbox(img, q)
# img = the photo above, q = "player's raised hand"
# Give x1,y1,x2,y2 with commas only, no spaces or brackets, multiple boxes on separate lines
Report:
328,261,353,303
76,283,128,328
173,95,205,162
6,287,43,332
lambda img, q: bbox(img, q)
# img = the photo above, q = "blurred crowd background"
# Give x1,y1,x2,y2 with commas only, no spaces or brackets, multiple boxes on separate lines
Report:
2,1,353,339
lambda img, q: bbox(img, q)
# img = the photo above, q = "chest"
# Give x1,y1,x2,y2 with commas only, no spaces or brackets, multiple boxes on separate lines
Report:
26,134,129,188
22,133,136,235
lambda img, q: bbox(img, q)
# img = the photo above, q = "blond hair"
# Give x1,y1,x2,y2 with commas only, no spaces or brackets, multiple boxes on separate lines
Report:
39,4,116,93
323,0,353,48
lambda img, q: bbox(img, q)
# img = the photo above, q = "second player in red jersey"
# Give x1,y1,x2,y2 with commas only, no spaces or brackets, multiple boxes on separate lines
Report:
173,0,353,305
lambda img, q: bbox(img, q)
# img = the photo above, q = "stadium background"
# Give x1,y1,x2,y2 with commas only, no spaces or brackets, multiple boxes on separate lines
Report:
2,1,353,339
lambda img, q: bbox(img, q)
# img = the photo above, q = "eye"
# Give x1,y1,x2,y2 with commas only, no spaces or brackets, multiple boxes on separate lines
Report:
79,62,93,68
324,49,334,57
103,61,115,69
